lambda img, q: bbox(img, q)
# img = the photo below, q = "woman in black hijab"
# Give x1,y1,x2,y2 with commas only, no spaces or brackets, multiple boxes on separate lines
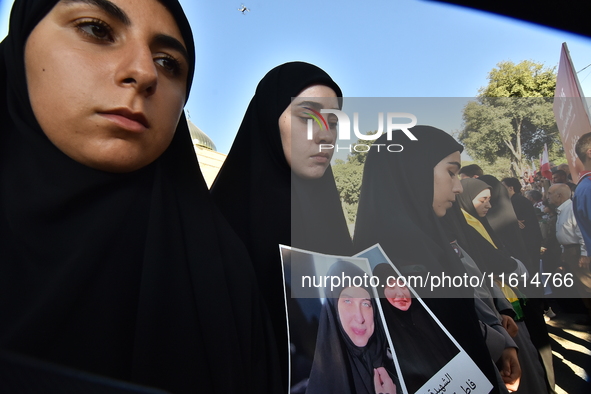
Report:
211,62,354,387
0,1,278,392
354,126,501,393
457,179,553,394
307,261,398,394
373,263,458,394
455,178,520,276
478,175,532,271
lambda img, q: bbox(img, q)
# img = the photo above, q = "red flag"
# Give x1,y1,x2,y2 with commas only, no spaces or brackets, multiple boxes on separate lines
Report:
541,143,552,180
553,42,591,182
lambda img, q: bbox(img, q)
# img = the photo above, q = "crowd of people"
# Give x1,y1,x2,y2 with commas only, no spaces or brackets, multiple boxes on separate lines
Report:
1,0,590,393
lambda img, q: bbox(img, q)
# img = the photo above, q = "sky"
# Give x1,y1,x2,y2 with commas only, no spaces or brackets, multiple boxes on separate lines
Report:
2,0,591,156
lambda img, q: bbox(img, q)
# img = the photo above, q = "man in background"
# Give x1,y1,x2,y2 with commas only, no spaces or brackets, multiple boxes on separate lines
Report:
552,170,576,193
574,132,591,270
459,164,483,179
548,183,591,325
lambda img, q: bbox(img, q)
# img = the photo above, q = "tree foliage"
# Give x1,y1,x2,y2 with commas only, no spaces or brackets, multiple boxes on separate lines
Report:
459,60,561,176
332,133,377,224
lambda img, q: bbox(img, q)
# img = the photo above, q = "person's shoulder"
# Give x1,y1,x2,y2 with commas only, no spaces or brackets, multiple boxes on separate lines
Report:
575,177,591,195
568,182,577,191
576,176,591,187
514,193,533,207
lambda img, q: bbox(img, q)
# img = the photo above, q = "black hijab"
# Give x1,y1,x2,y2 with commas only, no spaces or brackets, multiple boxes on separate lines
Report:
373,263,459,394
307,261,396,394
0,1,278,393
478,175,531,267
456,178,518,275
456,178,491,219
211,61,351,257
210,62,353,385
353,127,500,393
354,126,466,281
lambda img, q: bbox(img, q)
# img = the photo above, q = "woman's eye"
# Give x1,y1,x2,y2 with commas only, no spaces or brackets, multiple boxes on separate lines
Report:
154,56,182,76
75,19,113,42
362,301,372,308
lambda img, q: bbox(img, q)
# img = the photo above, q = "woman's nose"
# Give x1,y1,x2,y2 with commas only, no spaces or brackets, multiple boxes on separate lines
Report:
353,305,365,323
452,177,463,194
116,45,158,96
314,122,336,145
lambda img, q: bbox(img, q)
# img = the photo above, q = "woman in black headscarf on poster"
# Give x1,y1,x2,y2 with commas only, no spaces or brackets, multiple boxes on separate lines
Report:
354,127,502,393
211,62,354,388
307,261,399,394
0,1,279,392
372,263,459,394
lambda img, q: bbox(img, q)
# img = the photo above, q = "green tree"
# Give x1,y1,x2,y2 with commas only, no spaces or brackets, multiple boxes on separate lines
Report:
332,133,377,224
459,60,561,177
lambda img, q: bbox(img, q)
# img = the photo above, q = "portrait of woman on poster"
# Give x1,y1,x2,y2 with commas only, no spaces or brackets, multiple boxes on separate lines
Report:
211,62,354,388
373,263,459,394
0,0,278,392
306,260,399,394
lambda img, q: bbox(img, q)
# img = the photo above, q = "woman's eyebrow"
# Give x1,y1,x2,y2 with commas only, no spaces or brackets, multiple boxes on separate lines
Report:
297,101,322,110
448,161,461,169
62,0,189,64
153,34,189,65
62,0,131,26
296,100,339,110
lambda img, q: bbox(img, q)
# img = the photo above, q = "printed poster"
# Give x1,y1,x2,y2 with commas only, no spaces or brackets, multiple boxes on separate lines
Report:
281,244,492,394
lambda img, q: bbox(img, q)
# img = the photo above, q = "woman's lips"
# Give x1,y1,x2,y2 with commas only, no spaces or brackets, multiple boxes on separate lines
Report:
311,153,330,163
99,109,149,133
351,327,367,336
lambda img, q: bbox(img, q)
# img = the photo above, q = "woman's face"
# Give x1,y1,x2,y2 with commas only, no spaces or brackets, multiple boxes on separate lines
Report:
25,0,189,172
278,84,339,179
337,286,374,347
472,188,492,217
432,151,462,217
384,281,412,311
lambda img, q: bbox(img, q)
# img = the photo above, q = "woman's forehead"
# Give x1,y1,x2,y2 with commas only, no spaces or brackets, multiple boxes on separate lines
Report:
340,287,370,298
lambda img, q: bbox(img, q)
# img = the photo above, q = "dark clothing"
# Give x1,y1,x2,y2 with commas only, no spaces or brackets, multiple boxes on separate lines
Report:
307,261,398,394
374,263,458,394
0,1,278,393
210,62,353,390
540,213,562,274
354,127,500,393
456,178,519,276
511,193,544,279
479,175,532,270
457,181,554,393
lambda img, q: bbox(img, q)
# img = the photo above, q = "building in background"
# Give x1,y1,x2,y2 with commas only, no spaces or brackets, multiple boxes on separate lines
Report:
187,118,226,188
